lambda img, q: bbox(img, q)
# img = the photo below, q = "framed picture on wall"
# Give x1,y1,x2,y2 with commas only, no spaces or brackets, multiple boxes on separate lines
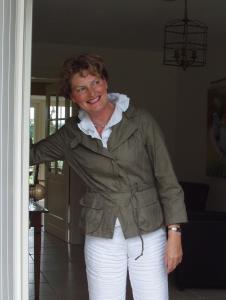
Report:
207,85,226,178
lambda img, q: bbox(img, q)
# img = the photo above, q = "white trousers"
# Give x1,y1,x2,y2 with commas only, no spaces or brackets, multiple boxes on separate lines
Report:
84,225,168,300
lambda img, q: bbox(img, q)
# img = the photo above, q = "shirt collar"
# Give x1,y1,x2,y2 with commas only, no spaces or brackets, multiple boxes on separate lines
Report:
77,93,130,138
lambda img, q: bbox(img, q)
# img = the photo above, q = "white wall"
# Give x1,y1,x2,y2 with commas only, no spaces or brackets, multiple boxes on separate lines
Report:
0,0,15,296
175,42,226,211
0,0,32,299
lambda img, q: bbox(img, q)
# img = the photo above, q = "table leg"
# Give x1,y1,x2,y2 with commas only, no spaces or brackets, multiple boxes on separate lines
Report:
34,225,41,300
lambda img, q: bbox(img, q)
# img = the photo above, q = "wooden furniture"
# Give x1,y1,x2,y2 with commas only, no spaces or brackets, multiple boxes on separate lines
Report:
29,199,48,300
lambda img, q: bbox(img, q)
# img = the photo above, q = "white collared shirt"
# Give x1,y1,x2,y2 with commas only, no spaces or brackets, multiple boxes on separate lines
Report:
77,93,130,148
77,93,130,227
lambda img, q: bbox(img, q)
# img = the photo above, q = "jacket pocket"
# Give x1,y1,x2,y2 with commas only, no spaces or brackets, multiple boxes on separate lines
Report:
137,201,163,232
79,194,104,234
134,188,164,232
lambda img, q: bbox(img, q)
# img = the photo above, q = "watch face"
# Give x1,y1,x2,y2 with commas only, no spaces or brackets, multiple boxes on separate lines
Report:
168,227,181,232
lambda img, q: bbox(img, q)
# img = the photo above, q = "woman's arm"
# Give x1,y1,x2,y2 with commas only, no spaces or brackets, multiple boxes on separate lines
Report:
142,111,187,273
30,126,66,165
165,227,183,273
143,112,187,226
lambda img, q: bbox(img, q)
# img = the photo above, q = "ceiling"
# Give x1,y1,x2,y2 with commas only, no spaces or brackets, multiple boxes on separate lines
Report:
33,0,226,51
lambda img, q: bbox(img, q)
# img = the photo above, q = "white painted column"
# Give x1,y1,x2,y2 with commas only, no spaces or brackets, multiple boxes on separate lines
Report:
0,0,32,299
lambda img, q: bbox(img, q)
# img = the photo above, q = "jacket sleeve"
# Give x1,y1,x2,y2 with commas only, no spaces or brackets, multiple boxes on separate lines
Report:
143,111,188,225
30,126,66,165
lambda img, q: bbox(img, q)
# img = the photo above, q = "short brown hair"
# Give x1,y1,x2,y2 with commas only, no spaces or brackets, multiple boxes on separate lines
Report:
59,53,109,99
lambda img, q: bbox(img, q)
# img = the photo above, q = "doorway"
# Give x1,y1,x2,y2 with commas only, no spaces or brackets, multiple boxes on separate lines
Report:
27,0,226,299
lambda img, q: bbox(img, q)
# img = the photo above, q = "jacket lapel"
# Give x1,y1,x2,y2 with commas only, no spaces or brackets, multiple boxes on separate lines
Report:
80,134,114,159
70,129,113,159
108,103,138,152
70,103,138,157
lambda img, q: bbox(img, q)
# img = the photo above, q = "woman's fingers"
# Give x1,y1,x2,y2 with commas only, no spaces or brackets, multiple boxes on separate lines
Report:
166,255,182,273
165,233,183,273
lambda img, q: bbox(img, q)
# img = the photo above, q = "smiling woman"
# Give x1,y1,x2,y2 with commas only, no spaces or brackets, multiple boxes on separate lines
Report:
59,54,109,99
70,73,109,115
60,54,115,134
30,53,187,300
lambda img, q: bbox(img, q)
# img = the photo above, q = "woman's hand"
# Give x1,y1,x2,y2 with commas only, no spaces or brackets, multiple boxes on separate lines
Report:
164,230,183,274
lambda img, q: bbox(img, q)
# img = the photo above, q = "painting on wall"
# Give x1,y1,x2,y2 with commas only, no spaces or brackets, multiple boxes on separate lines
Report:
207,85,226,178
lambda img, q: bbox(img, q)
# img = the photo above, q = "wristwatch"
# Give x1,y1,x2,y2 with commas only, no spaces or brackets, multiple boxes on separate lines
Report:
167,226,181,233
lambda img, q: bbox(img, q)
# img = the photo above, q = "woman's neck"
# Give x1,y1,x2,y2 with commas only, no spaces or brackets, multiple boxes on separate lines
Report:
88,101,115,136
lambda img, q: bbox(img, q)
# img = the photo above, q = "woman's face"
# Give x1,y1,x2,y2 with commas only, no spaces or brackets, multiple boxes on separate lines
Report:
70,71,109,116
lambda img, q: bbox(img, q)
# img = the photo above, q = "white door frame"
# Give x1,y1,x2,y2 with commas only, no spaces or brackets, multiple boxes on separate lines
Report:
0,0,32,299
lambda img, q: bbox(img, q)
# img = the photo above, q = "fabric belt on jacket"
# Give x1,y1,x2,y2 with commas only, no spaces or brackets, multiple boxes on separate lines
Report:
84,182,156,260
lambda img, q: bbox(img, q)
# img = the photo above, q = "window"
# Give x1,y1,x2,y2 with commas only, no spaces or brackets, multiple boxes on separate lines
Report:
46,95,74,175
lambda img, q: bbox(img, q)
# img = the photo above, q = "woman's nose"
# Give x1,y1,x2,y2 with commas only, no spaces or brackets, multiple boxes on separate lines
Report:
87,86,96,98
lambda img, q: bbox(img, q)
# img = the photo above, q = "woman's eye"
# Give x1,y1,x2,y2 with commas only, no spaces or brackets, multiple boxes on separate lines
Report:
94,80,100,85
76,87,86,93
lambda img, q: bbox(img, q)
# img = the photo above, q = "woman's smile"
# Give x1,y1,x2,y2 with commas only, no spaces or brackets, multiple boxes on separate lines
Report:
70,72,110,116
87,96,101,105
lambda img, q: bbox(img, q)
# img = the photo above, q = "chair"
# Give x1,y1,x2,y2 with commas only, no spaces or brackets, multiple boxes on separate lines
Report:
179,181,209,212
174,182,226,289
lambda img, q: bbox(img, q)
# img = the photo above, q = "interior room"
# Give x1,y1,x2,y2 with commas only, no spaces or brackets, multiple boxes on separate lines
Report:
29,0,226,299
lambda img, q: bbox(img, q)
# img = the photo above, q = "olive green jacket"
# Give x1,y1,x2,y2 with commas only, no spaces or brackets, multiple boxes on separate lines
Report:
30,104,187,238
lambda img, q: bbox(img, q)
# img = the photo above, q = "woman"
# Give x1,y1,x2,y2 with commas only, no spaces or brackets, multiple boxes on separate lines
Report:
30,54,187,300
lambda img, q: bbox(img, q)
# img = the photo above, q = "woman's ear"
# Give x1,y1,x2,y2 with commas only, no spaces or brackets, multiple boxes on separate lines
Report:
103,78,108,91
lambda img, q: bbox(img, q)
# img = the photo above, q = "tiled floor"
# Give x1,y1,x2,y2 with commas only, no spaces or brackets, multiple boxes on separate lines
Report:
29,229,226,300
